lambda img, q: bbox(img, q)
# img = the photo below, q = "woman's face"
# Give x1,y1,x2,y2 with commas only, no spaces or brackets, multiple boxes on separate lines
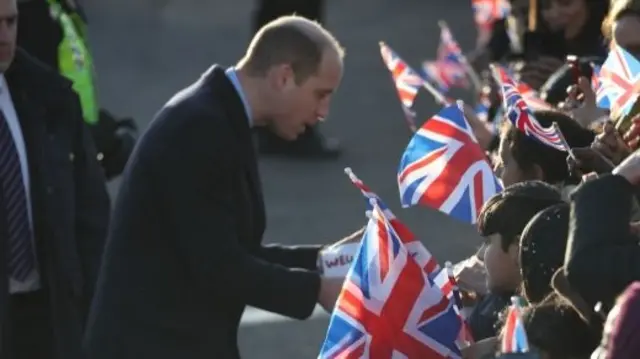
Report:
613,15,640,58
541,0,589,38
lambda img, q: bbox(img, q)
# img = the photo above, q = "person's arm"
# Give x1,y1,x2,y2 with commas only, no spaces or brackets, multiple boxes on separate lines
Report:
565,174,640,307
70,91,110,306
252,244,322,271
253,226,365,270
152,109,321,319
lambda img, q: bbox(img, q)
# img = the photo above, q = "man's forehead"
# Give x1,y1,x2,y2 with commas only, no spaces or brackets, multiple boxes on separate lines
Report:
0,0,17,16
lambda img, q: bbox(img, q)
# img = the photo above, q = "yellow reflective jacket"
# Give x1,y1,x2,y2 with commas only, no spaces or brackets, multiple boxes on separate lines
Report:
47,0,98,125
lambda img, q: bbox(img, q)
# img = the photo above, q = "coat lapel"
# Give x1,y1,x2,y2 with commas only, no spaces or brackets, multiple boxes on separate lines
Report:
203,66,266,234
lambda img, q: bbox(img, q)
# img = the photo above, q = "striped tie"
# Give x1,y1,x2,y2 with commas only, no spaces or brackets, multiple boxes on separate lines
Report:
0,110,35,281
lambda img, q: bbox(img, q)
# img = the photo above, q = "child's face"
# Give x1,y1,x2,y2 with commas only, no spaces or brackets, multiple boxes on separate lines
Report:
483,233,522,291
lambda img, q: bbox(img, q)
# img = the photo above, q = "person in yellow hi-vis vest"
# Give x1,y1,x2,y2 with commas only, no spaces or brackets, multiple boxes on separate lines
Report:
17,0,137,179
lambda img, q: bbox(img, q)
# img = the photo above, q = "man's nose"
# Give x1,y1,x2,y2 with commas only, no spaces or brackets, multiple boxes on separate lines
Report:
316,99,331,121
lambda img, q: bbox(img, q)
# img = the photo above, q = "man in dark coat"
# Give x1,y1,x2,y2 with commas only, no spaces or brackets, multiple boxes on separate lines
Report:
84,15,347,359
0,0,110,358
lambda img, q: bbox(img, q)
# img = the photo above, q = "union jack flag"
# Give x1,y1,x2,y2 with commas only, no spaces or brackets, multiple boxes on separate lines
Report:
501,298,530,354
397,102,502,224
422,23,469,93
491,64,567,151
432,262,475,346
379,42,425,109
471,0,511,30
597,44,640,117
592,63,611,110
515,81,555,112
318,202,463,359
423,60,469,93
344,167,440,275
438,23,463,61
590,63,611,110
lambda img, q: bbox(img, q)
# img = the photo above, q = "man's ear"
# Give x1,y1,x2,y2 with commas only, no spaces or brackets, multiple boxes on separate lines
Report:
266,64,295,91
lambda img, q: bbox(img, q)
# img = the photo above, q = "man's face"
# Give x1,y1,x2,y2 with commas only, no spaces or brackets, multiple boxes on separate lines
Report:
0,0,17,72
267,49,343,140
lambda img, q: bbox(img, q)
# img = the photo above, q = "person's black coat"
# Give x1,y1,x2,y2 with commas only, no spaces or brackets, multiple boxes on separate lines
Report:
1,48,110,359
565,174,640,311
468,291,513,341
84,65,323,359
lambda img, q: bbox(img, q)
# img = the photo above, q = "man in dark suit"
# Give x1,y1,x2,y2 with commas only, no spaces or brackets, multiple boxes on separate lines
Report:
0,0,110,358
84,15,348,359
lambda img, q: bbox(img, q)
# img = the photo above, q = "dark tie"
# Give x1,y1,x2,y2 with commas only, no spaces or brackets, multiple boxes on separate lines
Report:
0,110,35,281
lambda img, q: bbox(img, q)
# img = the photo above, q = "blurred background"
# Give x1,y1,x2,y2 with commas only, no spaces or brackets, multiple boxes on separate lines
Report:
84,0,481,357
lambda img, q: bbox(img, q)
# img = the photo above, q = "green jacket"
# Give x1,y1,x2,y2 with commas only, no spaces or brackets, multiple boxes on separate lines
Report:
48,0,99,125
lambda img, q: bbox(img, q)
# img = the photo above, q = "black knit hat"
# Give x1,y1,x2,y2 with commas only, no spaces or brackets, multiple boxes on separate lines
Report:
519,203,570,304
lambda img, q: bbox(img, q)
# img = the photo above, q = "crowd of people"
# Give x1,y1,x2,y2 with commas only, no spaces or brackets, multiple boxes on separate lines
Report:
442,0,640,358
7,0,640,358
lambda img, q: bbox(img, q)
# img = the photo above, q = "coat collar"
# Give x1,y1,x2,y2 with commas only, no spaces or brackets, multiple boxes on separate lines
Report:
4,48,74,118
200,65,253,144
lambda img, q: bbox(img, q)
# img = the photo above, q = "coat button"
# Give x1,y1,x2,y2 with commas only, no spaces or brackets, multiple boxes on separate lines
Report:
46,186,53,195
69,152,75,162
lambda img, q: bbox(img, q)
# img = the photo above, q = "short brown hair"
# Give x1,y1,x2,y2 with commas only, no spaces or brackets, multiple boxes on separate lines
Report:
602,0,640,39
241,15,344,84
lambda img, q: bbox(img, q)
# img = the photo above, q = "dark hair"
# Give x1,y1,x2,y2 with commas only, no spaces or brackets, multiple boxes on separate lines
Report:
520,293,599,359
501,110,595,184
520,203,570,304
477,180,564,251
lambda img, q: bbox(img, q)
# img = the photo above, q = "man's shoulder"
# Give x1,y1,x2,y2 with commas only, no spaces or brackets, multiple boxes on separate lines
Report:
155,83,230,134
154,66,241,135
9,48,74,91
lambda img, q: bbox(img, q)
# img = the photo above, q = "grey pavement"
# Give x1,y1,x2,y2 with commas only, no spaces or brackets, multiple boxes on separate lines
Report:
83,0,484,357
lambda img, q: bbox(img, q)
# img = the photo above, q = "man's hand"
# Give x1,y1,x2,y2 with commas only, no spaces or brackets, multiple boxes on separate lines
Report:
613,149,640,185
568,77,608,128
592,121,631,165
318,276,346,313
